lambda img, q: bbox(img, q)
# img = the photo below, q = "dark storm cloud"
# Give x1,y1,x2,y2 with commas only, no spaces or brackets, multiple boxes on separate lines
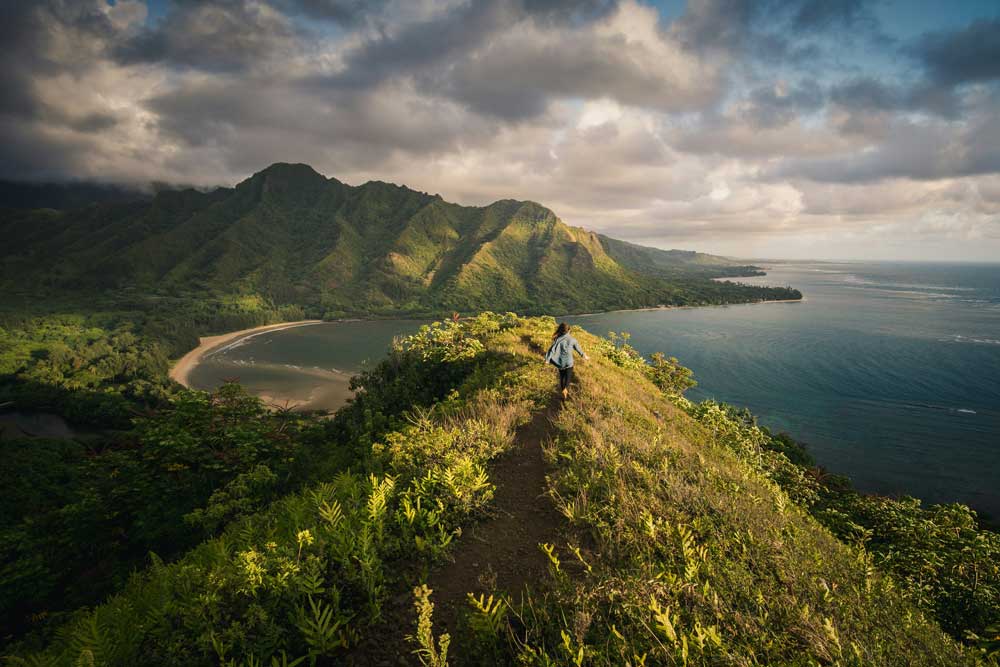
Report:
830,78,906,112
0,1,124,180
114,0,298,72
0,117,96,182
0,1,113,115
910,18,1000,86
317,0,624,93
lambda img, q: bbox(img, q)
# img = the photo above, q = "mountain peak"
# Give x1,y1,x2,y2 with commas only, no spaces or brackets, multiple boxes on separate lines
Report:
252,162,329,184
237,163,334,205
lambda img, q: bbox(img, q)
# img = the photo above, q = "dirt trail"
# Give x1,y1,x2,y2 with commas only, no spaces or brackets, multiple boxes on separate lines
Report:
427,397,563,639
346,397,562,666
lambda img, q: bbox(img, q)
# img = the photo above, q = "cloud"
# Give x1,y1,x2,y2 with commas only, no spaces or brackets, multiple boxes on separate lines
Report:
271,0,391,25
113,0,300,72
825,18,1000,120
768,98,1000,183
910,18,1000,86
440,2,725,119
0,1,150,181
1,0,998,260
828,76,963,119
790,0,868,31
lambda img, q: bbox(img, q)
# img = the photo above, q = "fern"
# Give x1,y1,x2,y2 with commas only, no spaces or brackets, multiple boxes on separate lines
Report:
296,595,351,657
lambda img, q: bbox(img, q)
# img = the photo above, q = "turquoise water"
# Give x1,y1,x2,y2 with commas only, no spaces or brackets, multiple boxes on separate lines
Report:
188,262,1000,518
567,262,1000,519
188,319,425,410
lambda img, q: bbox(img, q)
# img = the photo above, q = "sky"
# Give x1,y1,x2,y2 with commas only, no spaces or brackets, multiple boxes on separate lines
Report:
3,0,999,261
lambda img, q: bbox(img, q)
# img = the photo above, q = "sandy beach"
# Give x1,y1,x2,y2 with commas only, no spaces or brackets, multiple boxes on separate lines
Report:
169,320,324,388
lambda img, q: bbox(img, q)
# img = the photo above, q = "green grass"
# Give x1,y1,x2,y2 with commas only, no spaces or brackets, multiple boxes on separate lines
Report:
5,315,994,666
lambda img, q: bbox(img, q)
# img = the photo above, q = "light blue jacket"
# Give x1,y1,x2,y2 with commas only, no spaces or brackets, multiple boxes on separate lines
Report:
545,334,585,369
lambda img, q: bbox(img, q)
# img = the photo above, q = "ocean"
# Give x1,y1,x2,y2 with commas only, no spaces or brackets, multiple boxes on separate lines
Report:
567,261,1000,519
188,261,1000,519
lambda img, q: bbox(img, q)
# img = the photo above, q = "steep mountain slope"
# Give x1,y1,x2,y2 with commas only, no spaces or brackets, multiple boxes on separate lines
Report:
0,163,800,315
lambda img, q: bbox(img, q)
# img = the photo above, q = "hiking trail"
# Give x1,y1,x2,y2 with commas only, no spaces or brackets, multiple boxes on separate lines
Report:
347,397,563,665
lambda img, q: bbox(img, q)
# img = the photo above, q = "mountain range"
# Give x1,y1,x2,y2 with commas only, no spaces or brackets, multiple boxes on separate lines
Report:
0,163,799,315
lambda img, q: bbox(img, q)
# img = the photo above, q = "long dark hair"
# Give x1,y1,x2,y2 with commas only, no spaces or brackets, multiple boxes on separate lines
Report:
552,322,569,340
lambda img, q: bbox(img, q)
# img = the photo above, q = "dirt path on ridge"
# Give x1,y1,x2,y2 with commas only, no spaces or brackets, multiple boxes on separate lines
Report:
346,397,563,666
426,397,563,641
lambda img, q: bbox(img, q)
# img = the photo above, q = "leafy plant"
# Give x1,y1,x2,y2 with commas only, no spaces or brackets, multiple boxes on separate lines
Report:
407,585,450,667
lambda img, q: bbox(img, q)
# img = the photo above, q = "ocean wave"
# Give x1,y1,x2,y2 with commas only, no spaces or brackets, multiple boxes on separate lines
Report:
843,286,961,300
943,335,1000,345
904,402,980,415
840,274,977,292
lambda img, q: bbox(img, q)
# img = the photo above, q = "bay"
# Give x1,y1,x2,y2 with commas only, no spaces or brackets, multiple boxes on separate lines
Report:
188,261,1000,519
187,319,425,411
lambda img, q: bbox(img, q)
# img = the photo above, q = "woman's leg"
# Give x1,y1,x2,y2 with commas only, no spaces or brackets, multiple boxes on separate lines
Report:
559,366,573,396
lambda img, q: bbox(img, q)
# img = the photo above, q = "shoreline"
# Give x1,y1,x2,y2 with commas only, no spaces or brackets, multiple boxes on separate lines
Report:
169,320,324,388
170,296,805,389
563,297,805,318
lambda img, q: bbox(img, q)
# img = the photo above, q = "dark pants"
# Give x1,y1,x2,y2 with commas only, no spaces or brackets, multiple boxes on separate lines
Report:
558,365,573,391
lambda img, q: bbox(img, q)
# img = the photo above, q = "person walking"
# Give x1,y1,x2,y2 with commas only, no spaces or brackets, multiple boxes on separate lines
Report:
544,323,588,399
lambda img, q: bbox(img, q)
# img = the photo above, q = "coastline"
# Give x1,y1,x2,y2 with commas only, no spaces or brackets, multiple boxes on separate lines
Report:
171,296,805,390
169,320,325,388
169,290,803,406
564,296,805,318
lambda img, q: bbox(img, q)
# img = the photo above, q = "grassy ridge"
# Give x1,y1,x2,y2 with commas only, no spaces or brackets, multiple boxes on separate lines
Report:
5,315,993,666
493,324,980,665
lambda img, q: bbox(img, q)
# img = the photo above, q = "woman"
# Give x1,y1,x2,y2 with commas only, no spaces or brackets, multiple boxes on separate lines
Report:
544,322,588,399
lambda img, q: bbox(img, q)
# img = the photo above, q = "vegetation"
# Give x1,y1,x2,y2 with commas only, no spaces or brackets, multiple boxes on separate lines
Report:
0,386,328,637
3,314,539,663
0,163,800,320
3,168,995,664
0,313,511,643
2,314,996,666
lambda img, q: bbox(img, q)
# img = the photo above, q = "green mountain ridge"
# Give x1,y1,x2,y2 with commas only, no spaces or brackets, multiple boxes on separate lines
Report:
0,163,798,316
